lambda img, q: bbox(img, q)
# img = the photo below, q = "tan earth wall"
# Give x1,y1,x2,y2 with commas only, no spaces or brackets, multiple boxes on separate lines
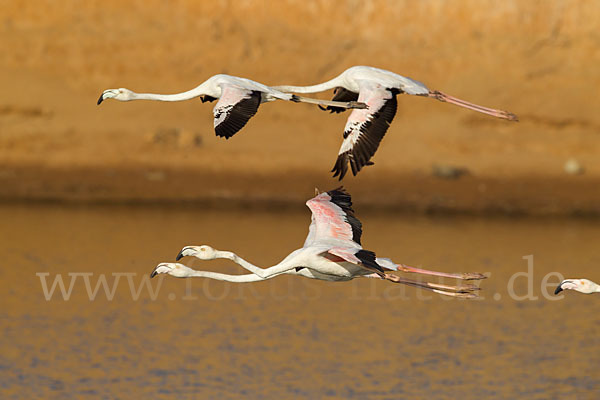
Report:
1,0,599,214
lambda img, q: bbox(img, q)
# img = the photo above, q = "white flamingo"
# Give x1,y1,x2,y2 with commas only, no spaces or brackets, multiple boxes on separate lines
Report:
151,187,486,298
98,74,365,139
273,66,519,179
555,279,600,295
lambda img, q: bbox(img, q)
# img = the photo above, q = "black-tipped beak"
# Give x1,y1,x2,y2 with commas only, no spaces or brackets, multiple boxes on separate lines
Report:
150,270,158,278
97,93,105,105
554,284,564,295
175,251,184,261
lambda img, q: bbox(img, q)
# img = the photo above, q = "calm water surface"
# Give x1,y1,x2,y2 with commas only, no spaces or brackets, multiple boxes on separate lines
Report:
1,203,599,399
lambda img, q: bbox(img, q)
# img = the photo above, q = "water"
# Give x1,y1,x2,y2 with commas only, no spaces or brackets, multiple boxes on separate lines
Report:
1,203,599,398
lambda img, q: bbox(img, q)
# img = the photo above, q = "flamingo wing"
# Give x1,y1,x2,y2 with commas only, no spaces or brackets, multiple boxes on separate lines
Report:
325,247,385,277
319,87,359,113
331,82,399,180
213,85,262,139
304,187,363,247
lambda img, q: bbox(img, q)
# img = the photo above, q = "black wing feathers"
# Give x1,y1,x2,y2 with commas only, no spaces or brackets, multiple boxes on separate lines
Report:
355,249,385,276
319,87,359,113
326,187,363,245
214,91,262,139
201,95,217,103
331,89,399,180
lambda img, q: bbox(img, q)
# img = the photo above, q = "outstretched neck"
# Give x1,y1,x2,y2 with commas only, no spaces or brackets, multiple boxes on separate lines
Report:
273,75,345,94
129,84,209,102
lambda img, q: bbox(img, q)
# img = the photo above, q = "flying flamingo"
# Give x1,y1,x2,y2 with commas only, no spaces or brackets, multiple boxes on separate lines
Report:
151,187,486,298
98,74,366,139
273,66,519,179
555,278,600,295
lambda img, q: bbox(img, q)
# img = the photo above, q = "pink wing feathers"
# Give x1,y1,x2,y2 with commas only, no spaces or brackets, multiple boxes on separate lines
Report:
213,85,262,139
304,187,363,247
304,187,385,276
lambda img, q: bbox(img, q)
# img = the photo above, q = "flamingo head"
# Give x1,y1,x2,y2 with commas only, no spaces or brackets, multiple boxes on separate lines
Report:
150,262,194,278
97,88,134,104
555,278,599,295
176,245,218,261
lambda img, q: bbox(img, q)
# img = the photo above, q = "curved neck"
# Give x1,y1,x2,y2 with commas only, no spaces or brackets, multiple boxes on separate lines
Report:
189,270,265,282
214,249,298,279
273,75,344,94
129,84,208,102
216,250,260,271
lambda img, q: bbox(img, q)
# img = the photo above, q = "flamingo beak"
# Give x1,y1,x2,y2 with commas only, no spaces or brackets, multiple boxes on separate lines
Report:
554,283,564,295
97,93,105,105
150,269,158,278
175,251,184,261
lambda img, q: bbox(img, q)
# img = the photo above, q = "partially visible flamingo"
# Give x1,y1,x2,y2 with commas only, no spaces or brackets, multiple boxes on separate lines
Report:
151,187,486,298
98,74,365,139
555,278,600,295
273,66,519,179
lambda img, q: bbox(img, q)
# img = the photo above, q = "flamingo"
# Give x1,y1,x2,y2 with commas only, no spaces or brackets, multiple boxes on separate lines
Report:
151,187,486,298
98,74,365,139
273,66,519,180
555,279,600,295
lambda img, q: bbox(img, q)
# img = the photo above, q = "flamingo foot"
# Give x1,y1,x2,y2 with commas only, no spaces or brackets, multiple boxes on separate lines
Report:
432,289,479,299
424,281,481,293
395,264,487,281
383,273,482,298
457,272,488,280
348,101,368,110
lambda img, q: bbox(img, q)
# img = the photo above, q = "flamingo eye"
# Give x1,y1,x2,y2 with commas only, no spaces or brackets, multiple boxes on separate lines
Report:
200,247,206,252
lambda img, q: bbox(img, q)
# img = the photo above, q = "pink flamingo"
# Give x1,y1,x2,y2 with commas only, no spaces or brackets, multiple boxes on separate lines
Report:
274,66,518,179
151,187,486,298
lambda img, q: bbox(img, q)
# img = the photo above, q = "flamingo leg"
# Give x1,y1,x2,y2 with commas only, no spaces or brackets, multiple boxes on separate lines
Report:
362,273,480,298
292,95,366,110
395,264,486,281
383,273,481,299
430,289,479,299
427,90,518,121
